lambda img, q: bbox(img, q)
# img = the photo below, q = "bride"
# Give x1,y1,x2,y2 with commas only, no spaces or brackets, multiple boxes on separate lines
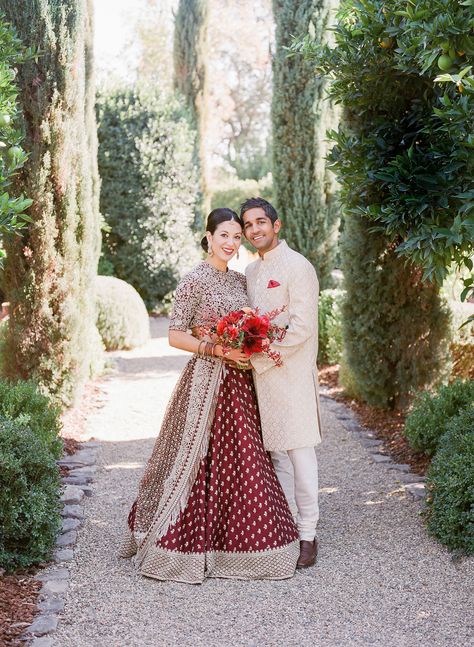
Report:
119,207,299,583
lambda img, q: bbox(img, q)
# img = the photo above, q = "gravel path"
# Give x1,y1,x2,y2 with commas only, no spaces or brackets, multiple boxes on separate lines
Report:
53,318,474,647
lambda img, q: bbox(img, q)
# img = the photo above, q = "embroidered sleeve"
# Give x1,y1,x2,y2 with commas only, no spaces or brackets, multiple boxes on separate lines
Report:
168,273,201,332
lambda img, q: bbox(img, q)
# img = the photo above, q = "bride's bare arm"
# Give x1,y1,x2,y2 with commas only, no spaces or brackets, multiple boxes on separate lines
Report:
168,329,217,354
168,329,249,363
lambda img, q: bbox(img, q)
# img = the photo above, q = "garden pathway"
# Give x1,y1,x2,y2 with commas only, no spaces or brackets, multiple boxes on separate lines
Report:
52,318,474,647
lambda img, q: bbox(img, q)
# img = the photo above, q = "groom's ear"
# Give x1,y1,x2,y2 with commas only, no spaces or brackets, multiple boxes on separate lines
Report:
274,219,282,234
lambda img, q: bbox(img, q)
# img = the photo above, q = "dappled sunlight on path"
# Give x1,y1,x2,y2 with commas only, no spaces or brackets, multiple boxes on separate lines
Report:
86,317,188,443
53,318,474,647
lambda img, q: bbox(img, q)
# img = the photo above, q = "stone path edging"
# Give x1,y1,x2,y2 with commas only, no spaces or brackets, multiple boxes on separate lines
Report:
24,441,100,647
319,387,426,500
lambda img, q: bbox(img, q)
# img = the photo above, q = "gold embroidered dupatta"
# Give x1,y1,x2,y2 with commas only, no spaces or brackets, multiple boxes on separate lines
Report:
121,355,223,565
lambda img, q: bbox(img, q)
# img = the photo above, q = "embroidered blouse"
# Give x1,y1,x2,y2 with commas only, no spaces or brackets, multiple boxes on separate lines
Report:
168,262,249,332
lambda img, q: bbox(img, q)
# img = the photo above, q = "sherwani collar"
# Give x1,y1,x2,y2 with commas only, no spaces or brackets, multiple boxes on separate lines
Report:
259,240,288,263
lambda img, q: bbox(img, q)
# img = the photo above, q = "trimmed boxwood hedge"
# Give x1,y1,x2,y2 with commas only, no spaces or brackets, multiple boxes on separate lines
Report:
425,407,474,555
96,276,150,351
0,378,62,459
405,379,474,457
0,415,62,571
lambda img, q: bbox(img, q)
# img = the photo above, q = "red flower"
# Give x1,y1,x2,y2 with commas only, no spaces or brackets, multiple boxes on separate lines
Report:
226,310,244,324
242,336,263,356
216,318,228,336
200,305,286,367
227,325,239,340
242,315,270,337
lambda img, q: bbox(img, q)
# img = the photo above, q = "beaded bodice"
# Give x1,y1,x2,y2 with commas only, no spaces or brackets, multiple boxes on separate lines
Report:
169,262,249,332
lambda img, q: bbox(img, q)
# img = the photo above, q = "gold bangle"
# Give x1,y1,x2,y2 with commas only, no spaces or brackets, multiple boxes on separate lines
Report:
197,340,205,357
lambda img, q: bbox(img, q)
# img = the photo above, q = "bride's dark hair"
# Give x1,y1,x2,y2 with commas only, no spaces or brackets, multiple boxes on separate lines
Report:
200,208,244,252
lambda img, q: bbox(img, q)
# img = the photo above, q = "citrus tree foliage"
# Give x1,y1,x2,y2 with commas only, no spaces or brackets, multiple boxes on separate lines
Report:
97,88,200,310
272,0,340,289
292,0,474,308
1,0,101,406
0,15,34,267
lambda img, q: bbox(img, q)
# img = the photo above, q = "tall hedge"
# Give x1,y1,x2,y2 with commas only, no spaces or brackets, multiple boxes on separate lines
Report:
272,0,340,289
173,0,208,220
97,88,200,309
340,216,451,409
0,0,101,406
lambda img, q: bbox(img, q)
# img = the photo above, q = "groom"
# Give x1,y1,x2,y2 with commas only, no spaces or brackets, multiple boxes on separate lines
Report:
241,197,322,568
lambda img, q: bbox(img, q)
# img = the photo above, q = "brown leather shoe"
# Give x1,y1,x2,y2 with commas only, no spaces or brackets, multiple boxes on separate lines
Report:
296,539,318,568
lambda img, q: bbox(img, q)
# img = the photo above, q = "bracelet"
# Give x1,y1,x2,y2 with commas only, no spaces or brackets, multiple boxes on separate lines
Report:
197,340,219,358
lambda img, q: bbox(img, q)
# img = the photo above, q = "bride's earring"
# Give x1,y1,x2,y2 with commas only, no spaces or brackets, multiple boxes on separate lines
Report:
236,249,240,260
208,243,214,257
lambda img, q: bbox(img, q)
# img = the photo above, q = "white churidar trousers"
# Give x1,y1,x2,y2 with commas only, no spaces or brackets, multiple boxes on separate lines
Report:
270,447,319,541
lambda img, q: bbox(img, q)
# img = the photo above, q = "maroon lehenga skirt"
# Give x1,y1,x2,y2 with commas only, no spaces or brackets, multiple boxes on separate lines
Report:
120,360,299,583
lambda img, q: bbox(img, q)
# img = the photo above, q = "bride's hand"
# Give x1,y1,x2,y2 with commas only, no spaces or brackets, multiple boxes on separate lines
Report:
216,346,250,365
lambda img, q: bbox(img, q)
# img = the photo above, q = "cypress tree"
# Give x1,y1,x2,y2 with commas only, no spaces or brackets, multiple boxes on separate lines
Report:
173,0,207,122
1,0,101,406
340,216,451,409
173,0,208,218
272,0,340,289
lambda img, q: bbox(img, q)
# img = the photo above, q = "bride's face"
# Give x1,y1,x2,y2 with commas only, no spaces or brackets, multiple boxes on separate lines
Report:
207,220,242,262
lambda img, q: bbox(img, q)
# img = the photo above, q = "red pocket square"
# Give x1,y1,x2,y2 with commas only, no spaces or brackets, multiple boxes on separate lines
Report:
267,279,281,288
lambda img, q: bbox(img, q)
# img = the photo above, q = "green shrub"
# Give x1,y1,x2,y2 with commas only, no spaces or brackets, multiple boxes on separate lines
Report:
96,276,150,351
405,379,474,457
0,415,62,571
425,407,474,555
0,379,62,459
318,289,344,366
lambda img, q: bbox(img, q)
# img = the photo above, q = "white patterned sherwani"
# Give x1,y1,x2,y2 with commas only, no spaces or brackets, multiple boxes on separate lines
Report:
245,240,321,541
245,240,322,452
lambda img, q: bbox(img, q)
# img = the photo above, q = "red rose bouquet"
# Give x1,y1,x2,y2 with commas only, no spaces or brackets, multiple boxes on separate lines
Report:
198,306,287,368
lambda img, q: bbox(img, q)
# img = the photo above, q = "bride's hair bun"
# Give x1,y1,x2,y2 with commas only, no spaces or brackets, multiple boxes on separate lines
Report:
200,236,209,252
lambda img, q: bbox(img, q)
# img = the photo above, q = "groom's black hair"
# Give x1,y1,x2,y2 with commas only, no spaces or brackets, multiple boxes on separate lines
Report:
239,197,278,224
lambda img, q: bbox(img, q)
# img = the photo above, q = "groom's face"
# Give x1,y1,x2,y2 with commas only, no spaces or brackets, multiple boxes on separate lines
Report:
242,207,280,253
